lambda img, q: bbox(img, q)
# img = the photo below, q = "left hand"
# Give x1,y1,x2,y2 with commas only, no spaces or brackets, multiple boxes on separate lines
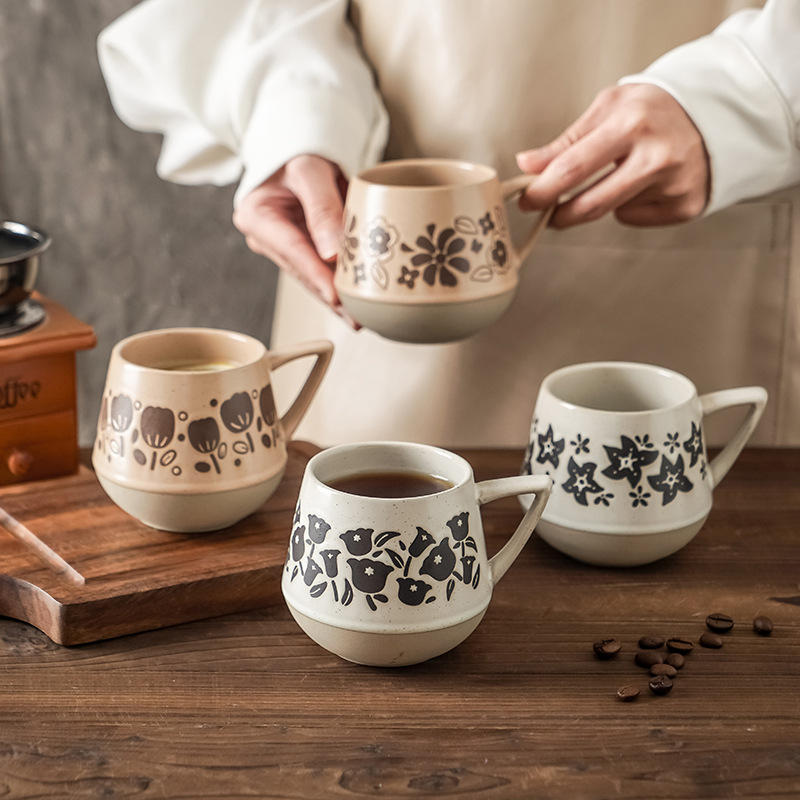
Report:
516,84,710,228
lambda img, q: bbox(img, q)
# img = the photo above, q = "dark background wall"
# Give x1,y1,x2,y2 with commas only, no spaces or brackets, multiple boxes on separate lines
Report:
0,0,278,443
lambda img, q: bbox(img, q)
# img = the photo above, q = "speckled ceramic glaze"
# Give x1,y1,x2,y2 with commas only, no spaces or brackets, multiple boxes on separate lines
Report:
520,362,767,566
334,159,553,343
93,328,333,532
282,441,552,666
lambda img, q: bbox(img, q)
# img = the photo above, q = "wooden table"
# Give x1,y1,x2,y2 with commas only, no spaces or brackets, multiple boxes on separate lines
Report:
0,448,798,799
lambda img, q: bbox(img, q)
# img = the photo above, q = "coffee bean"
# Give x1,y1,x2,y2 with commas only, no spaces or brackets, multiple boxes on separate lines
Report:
666,637,693,654
617,685,640,702
665,653,685,669
638,636,665,649
635,650,664,668
648,674,674,695
753,615,773,636
699,632,723,648
706,613,734,633
593,638,622,659
650,663,678,678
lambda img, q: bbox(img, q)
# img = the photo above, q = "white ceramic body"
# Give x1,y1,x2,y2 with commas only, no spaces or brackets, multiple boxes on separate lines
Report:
335,159,552,343
93,328,332,532
282,441,552,666
520,362,767,566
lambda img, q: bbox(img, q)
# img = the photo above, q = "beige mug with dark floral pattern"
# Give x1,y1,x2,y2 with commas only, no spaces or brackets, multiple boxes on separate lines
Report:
93,328,333,532
334,158,553,343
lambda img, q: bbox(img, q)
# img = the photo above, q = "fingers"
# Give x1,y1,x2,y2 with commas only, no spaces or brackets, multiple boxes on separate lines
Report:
283,155,344,261
518,123,630,211
549,155,657,228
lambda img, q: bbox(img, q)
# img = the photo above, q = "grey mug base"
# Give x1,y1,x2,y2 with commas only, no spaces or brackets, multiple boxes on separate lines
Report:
340,290,515,344
286,604,487,667
533,516,708,567
95,469,284,532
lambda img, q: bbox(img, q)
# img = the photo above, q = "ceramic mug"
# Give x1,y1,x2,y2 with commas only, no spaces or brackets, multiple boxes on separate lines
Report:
520,362,767,567
93,328,333,532
334,158,554,344
282,441,552,666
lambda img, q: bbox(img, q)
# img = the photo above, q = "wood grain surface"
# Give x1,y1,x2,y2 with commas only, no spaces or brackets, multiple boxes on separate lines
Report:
0,442,318,644
0,447,797,799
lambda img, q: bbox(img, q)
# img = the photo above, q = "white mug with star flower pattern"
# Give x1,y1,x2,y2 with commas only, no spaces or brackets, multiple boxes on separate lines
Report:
520,362,767,567
282,441,551,666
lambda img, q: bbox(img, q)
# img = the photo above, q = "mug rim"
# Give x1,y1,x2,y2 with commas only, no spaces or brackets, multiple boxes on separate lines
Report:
307,441,473,502
355,158,497,191
113,327,267,376
541,361,698,416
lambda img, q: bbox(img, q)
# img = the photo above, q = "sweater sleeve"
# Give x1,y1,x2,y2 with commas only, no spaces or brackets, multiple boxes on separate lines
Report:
618,0,800,215
98,0,389,205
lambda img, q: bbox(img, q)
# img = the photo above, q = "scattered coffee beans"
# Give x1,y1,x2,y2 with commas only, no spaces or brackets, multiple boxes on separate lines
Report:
705,613,734,633
666,637,694,654
699,632,723,648
638,636,665,649
649,674,674,695
593,638,622,659
650,663,678,678
635,650,664,668
665,653,685,669
753,615,774,636
617,685,640,702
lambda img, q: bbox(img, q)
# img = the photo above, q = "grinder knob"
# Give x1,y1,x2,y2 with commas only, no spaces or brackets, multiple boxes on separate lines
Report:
7,449,34,477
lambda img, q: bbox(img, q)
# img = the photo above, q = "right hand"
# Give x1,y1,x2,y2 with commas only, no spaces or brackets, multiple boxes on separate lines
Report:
233,154,352,322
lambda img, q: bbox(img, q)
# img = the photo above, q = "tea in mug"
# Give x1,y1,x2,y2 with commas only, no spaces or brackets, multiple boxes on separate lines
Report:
328,470,454,498
153,360,237,372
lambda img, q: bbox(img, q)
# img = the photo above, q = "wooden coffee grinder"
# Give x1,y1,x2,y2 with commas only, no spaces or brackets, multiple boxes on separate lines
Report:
0,221,96,484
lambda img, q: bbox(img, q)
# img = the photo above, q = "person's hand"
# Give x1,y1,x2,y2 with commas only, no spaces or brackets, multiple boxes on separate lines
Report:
516,84,710,228
233,154,353,321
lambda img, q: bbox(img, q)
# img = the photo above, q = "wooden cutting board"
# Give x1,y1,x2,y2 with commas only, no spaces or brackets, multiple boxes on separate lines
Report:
0,440,319,645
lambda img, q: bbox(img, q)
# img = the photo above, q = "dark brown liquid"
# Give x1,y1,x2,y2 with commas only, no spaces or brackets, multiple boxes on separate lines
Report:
327,470,453,498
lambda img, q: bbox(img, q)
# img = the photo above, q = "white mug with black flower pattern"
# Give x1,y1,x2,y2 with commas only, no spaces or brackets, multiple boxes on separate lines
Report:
282,441,551,666
520,362,767,567
334,158,554,344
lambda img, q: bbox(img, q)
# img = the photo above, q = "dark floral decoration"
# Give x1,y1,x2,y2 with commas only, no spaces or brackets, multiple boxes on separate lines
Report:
683,421,704,467
561,457,604,506
602,435,658,488
409,225,470,287
536,424,565,469
647,454,693,505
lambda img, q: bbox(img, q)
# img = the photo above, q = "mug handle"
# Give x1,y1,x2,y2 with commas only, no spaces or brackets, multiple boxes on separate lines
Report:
700,386,767,489
268,340,334,438
475,474,552,584
500,175,556,265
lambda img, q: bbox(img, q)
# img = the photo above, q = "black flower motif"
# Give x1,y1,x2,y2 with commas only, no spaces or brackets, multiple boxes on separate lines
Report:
409,225,469,287
683,421,704,467
601,435,659,488
634,434,655,449
663,432,680,454
340,528,374,556
420,538,456,581
561,458,604,506
648,454,693,505
140,406,175,470
409,526,435,557
593,491,614,507
259,384,277,426
478,212,495,235
536,424,565,469
221,392,255,452
320,548,339,578
570,433,590,455
110,394,133,433
396,577,432,606
303,556,323,586
700,458,708,480
446,512,470,542
188,417,222,473
521,441,534,475
290,525,305,561
347,558,393,594
307,514,331,544
397,265,420,289
293,501,301,526
460,554,476,584
489,239,507,268
629,486,651,508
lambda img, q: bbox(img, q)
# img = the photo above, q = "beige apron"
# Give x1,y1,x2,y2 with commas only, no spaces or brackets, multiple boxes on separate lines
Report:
271,0,799,448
